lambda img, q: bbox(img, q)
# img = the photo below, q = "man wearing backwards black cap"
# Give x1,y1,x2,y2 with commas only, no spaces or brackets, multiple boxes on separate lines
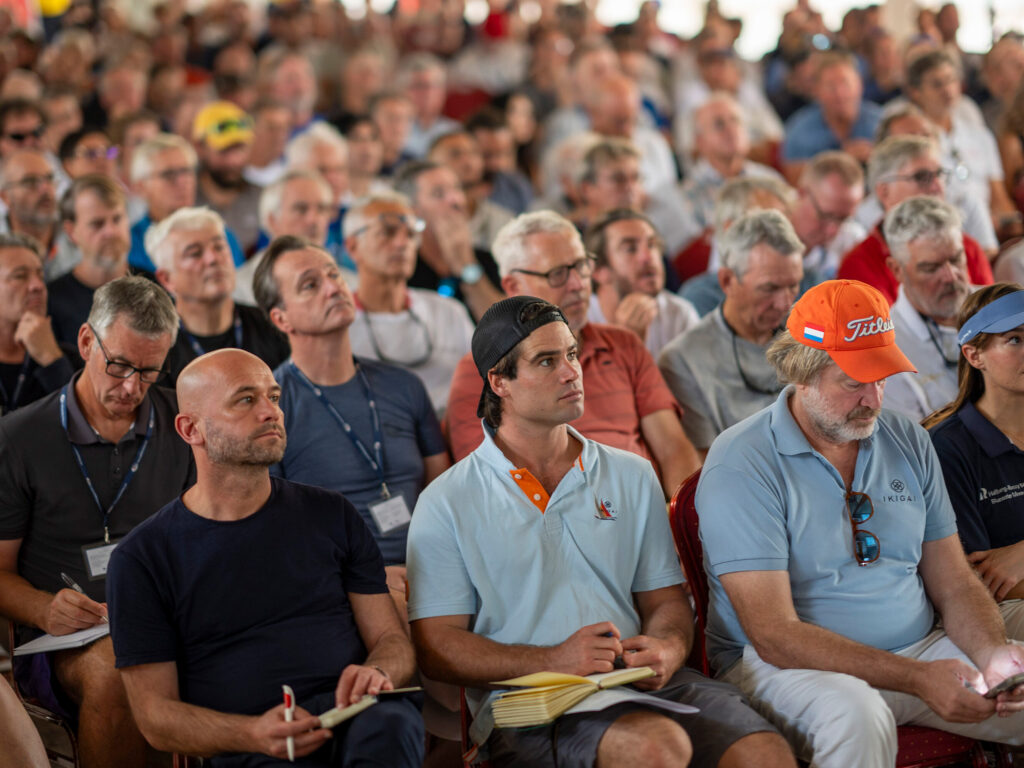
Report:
697,279,1024,768
407,296,794,768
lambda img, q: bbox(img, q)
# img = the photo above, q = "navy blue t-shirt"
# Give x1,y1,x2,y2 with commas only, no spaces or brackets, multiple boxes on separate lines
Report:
107,477,387,715
930,401,1024,553
272,358,446,565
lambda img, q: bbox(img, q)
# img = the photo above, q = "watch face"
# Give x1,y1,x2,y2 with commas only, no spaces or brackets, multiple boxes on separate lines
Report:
461,262,484,285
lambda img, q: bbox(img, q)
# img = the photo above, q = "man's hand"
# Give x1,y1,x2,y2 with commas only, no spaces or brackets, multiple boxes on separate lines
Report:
427,212,475,272
978,644,1024,717
247,703,330,759
335,663,394,708
612,293,658,342
621,633,686,690
44,589,107,635
546,622,623,676
14,313,62,367
911,658,995,723
968,544,1024,601
841,138,874,164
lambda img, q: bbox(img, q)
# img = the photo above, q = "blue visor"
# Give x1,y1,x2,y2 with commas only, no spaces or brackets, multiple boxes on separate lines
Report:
958,291,1024,346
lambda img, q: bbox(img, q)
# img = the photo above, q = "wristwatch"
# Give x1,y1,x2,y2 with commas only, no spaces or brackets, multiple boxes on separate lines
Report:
460,262,484,286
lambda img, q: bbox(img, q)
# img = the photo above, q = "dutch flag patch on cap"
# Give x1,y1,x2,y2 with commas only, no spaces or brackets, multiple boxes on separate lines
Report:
803,323,825,343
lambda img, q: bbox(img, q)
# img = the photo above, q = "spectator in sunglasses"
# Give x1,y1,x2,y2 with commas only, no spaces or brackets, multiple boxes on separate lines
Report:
58,127,119,180
0,98,46,159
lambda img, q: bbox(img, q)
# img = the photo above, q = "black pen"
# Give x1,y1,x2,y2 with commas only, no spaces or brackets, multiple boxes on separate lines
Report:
60,571,108,623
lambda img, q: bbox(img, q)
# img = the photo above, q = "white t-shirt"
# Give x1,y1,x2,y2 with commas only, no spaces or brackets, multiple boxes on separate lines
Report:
588,290,700,358
348,288,474,415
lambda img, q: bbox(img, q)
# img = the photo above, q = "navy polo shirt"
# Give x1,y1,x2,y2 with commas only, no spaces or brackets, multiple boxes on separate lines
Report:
930,401,1024,553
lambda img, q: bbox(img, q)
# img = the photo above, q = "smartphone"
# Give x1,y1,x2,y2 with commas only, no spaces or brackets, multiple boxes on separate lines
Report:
984,672,1024,699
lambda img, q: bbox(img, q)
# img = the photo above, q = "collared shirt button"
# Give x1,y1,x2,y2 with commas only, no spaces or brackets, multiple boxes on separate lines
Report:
533,493,542,501
514,474,522,480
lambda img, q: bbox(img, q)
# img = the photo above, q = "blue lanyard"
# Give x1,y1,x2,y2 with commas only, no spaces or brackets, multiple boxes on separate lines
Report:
59,386,155,543
288,362,390,497
180,310,243,358
0,355,31,412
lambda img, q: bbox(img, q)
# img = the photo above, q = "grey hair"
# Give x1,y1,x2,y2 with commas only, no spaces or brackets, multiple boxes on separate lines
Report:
766,329,834,385
492,211,583,277
0,232,42,259
719,209,805,276
145,206,227,272
578,137,640,185
397,52,446,85
130,133,197,184
883,196,962,265
713,176,796,232
259,169,333,233
87,275,179,343
343,190,413,240
867,135,936,190
284,122,348,169
875,103,937,143
693,90,744,135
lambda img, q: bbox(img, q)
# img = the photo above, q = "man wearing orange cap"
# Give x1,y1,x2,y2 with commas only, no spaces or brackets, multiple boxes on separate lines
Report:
695,279,1024,767
193,101,262,255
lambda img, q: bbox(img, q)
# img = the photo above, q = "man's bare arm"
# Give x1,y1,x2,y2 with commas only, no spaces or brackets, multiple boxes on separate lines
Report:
621,585,693,689
411,615,624,688
639,409,702,499
120,662,330,758
721,569,998,723
335,592,418,706
0,539,106,634
423,452,451,486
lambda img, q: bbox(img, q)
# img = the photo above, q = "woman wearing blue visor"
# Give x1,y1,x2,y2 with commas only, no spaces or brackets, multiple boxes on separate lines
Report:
925,283,1024,605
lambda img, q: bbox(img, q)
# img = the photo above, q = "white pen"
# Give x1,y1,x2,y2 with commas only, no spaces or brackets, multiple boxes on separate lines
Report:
282,685,295,762
60,571,108,623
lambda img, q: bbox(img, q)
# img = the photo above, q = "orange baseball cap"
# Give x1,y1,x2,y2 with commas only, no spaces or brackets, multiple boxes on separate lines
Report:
786,279,917,383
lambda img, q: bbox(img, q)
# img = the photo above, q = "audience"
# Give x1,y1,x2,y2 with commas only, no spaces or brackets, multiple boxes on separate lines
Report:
882,197,974,420
5,6,1024,765
927,283,1024,601
0,277,193,768
698,279,1024,767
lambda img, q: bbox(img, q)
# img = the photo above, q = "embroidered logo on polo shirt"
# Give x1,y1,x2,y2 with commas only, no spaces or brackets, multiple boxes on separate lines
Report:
594,497,617,521
979,482,1024,504
890,478,905,493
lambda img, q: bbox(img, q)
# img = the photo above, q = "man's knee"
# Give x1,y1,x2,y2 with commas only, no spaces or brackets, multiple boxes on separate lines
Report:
807,675,896,759
344,699,425,767
53,639,127,709
718,731,796,768
597,711,692,768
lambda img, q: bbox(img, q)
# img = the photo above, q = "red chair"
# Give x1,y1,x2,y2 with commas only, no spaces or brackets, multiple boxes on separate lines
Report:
669,470,1002,768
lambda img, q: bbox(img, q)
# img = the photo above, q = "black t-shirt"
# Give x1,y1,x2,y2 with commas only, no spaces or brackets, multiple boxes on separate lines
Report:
162,304,291,385
108,477,388,715
46,268,156,346
409,247,500,321
0,351,76,416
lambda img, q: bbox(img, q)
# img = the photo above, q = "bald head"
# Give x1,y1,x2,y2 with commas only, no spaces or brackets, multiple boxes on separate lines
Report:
175,349,286,467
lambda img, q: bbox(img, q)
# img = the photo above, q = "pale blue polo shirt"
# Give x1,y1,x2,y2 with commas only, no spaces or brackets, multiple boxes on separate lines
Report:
697,388,958,674
407,422,684,735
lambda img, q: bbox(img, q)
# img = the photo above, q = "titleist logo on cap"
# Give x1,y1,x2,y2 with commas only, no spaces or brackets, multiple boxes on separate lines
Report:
844,315,895,342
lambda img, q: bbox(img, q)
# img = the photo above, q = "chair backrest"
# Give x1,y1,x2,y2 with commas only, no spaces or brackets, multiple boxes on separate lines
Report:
668,468,710,676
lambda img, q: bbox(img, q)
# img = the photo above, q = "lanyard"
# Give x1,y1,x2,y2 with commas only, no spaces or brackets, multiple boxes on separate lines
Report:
919,313,959,369
721,310,782,396
0,355,32,412
288,362,390,497
180,310,243,358
59,386,155,543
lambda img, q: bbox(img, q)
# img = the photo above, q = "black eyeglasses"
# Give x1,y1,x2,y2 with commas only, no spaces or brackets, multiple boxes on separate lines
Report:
150,166,195,184
510,255,596,288
4,125,44,143
4,173,55,191
89,324,166,384
886,168,950,187
846,491,880,566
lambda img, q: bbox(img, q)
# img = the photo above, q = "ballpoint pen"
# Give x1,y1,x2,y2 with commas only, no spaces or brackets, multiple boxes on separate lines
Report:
60,572,108,623
282,685,295,762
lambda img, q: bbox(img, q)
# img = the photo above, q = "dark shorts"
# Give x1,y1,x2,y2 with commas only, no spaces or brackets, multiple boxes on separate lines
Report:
485,667,777,768
208,691,425,768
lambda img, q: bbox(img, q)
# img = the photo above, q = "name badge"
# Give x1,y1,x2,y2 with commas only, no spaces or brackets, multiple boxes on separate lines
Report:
82,539,121,580
368,493,412,535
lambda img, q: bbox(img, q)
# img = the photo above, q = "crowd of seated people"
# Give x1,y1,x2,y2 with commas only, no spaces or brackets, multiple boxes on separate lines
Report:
2,1,1024,766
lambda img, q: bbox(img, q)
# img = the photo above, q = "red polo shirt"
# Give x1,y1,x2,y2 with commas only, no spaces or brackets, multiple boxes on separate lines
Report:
837,224,993,305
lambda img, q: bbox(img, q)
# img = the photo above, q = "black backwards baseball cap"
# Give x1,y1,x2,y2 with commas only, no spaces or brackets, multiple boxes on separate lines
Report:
472,296,569,418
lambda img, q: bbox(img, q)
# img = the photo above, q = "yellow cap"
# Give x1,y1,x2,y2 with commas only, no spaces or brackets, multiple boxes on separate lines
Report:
192,101,254,150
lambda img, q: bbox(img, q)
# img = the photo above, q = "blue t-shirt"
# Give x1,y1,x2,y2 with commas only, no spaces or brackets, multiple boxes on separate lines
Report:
697,389,958,673
273,358,446,565
930,401,1024,553
781,101,882,162
129,214,246,272
107,477,386,715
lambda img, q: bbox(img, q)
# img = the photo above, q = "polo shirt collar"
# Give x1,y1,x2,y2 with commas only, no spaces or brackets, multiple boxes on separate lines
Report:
769,385,875,456
64,372,149,445
893,286,932,342
959,401,1021,458
476,420,593,471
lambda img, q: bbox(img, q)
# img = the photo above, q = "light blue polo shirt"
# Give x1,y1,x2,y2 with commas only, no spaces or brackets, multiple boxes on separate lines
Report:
697,388,958,674
407,422,684,735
